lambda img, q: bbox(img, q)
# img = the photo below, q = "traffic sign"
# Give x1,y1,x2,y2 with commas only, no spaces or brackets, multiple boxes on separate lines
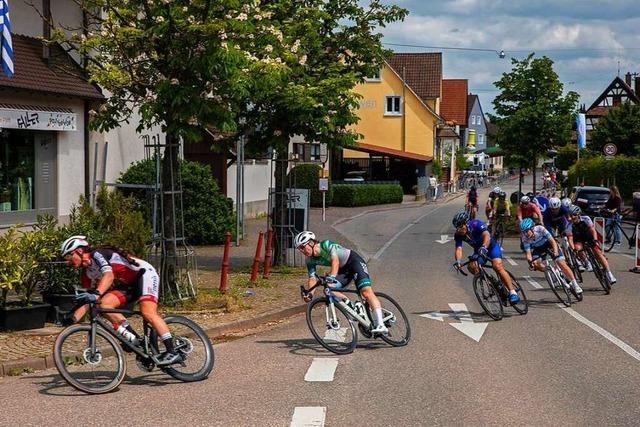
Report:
603,143,617,156
319,178,329,192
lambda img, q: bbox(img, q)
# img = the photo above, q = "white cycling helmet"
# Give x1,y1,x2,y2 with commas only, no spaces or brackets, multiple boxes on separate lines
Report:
293,231,316,248
493,186,502,194
60,235,89,257
561,198,572,208
520,195,530,204
549,197,561,209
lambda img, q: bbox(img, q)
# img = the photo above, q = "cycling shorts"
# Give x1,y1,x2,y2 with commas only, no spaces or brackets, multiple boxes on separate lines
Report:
532,242,565,261
474,241,503,264
108,259,160,305
331,252,372,291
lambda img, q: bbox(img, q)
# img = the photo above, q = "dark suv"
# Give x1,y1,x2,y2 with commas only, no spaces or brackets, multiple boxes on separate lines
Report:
571,186,610,215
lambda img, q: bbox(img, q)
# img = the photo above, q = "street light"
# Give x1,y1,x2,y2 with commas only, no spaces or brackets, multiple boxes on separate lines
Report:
383,42,506,59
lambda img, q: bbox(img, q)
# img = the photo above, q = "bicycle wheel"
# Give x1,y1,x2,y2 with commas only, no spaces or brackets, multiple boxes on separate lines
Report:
374,292,411,347
495,221,505,247
54,324,126,394
306,297,357,354
473,274,504,320
544,268,571,307
150,315,214,382
566,247,583,284
506,272,528,315
587,249,611,294
604,222,616,252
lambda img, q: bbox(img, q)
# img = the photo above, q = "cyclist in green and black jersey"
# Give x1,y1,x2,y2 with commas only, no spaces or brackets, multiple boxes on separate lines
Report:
294,231,389,334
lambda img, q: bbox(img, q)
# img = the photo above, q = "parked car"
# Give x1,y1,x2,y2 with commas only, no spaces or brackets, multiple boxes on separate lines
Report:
343,171,367,183
571,186,610,215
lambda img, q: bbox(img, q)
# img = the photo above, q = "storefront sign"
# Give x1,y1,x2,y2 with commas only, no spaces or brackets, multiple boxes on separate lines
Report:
0,108,77,131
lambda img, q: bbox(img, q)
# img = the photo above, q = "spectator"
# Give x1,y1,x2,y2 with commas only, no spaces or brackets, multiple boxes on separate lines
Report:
429,174,438,199
604,185,623,245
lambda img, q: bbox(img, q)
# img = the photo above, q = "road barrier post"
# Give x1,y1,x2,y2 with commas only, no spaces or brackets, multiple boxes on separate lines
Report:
263,228,273,279
631,224,640,274
594,217,605,247
250,231,264,283
220,232,231,293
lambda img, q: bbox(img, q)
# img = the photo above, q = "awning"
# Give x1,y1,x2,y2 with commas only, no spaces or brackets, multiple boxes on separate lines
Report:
0,103,77,131
354,142,433,162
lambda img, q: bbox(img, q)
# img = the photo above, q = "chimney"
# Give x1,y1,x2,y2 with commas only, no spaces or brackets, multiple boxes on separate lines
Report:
635,77,640,95
625,72,632,87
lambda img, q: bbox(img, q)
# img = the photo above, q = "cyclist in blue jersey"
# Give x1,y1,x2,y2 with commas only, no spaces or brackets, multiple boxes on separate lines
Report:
520,218,583,296
451,210,520,303
294,231,389,335
534,192,549,215
542,197,571,235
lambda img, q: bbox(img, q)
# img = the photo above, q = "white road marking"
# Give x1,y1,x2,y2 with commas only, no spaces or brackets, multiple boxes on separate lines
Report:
448,303,488,342
524,275,544,289
505,257,518,266
420,311,450,322
291,407,326,427
560,305,640,362
435,234,452,244
373,205,444,260
304,358,339,382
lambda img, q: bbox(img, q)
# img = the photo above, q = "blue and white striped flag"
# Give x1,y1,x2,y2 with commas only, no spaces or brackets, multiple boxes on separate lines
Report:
0,0,14,78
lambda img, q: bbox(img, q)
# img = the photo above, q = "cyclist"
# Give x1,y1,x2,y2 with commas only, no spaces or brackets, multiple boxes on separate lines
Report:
561,197,572,210
466,185,479,219
520,218,583,296
294,231,389,335
490,190,511,223
543,197,571,235
61,236,182,365
452,211,520,303
516,195,542,225
485,186,501,221
567,206,617,284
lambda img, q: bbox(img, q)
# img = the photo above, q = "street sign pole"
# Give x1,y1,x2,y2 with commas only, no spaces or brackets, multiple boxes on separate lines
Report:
319,176,329,222
322,192,326,222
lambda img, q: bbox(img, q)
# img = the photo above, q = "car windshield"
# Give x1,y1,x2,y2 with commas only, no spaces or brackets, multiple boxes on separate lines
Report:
576,191,609,201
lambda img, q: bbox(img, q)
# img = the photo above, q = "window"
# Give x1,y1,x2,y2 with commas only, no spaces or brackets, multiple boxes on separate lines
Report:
310,144,321,162
471,115,476,125
293,142,322,162
0,131,35,213
385,96,402,115
365,68,381,81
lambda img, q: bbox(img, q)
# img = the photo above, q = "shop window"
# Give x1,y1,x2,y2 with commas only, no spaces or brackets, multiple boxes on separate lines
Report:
0,130,35,212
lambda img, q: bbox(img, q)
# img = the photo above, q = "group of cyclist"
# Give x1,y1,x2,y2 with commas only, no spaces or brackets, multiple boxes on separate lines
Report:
455,185,617,303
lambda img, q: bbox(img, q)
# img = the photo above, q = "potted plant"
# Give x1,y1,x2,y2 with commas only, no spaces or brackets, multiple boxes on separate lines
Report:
0,227,51,331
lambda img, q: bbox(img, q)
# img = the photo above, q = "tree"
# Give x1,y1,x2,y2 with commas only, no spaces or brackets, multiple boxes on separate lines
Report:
491,54,579,192
590,103,640,157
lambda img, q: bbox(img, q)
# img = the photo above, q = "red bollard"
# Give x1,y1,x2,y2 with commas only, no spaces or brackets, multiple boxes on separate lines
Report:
262,228,274,279
220,232,231,293
250,231,264,283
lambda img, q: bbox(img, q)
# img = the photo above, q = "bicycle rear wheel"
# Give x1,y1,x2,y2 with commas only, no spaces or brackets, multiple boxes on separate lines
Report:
54,324,126,394
473,274,504,320
374,292,411,347
506,272,528,315
306,297,357,354
587,248,611,294
150,315,214,382
545,267,571,307
604,222,617,252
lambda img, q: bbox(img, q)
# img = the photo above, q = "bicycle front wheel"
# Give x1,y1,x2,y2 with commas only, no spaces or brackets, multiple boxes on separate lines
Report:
545,268,571,307
53,324,126,394
374,292,411,347
473,274,504,320
150,315,215,382
604,222,616,252
306,297,357,354
495,222,505,247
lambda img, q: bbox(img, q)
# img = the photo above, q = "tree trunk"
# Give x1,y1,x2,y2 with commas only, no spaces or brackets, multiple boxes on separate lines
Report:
160,133,181,295
272,149,288,265
532,155,537,194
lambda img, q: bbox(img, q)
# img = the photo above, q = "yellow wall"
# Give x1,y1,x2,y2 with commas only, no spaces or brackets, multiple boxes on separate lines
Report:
346,65,438,159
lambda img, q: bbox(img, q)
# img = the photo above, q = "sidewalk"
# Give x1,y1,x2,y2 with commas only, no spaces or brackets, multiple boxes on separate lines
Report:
0,191,464,376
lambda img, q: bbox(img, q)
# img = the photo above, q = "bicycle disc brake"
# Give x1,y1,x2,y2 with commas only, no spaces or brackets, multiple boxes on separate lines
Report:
82,348,103,365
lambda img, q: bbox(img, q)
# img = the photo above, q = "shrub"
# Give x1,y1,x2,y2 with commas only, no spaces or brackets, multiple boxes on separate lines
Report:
332,184,403,207
568,156,640,200
118,159,235,244
287,164,332,207
431,159,443,179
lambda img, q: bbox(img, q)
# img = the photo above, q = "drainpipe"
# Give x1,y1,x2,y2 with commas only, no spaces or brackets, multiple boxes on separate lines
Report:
84,100,90,198
401,66,406,152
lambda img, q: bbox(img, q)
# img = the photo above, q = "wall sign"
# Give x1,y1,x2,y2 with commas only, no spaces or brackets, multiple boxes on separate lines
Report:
0,107,77,131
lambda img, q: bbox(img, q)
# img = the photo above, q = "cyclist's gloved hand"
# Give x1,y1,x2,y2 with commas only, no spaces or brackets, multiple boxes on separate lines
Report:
454,260,462,269
73,292,99,304
326,274,338,284
528,260,535,270
478,246,489,258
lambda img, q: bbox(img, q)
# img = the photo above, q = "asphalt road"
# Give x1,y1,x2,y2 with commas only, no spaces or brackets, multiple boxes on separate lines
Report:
2,177,639,426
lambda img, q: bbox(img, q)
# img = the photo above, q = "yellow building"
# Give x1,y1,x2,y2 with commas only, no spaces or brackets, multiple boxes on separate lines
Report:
334,53,443,191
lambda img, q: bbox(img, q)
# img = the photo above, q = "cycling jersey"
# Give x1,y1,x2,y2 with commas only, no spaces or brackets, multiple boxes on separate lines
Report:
519,203,542,220
468,190,478,205
543,206,570,234
568,216,596,243
80,249,159,304
455,219,503,260
305,240,371,290
521,225,552,251
492,199,511,215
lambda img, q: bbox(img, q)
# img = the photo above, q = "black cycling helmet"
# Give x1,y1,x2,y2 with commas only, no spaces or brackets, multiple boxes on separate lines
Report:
569,205,582,216
452,210,470,228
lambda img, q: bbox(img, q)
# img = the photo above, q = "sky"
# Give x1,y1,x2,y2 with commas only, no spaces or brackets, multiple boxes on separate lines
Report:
378,0,640,114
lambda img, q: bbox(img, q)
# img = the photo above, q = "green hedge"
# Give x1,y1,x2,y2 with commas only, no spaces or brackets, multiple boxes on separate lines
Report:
568,156,640,200
287,164,332,207
332,184,403,207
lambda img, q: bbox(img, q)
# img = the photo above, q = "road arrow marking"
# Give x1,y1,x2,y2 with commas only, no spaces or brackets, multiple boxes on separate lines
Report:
435,235,452,244
420,311,451,322
448,303,488,342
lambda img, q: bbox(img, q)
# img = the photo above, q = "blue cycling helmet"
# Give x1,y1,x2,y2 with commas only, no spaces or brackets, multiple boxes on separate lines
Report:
520,218,535,232
452,210,470,228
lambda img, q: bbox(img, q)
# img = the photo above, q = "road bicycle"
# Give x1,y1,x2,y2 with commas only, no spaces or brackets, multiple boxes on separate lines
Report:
555,234,583,284
454,256,528,321
531,252,576,306
301,277,410,355
577,242,611,294
490,214,509,247
602,212,638,253
53,296,214,394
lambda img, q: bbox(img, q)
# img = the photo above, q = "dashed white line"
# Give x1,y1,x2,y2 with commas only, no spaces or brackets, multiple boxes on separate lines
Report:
523,275,544,289
506,257,518,266
304,358,339,382
291,407,326,427
560,305,640,362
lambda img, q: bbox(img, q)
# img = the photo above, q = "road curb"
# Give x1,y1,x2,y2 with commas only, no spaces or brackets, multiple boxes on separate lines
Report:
0,303,307,377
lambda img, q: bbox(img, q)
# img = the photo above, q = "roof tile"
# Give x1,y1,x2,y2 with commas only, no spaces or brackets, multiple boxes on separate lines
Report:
387,53,442,100
440,79,468,125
